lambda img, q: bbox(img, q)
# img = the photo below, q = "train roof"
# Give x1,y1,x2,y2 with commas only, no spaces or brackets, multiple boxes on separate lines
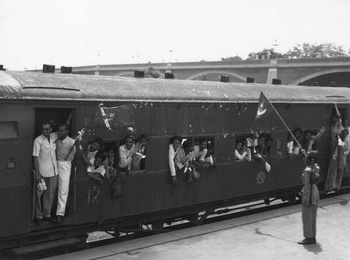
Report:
0,70,350,104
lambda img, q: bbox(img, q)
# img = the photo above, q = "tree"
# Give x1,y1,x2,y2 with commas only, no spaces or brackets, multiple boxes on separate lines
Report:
284,43,349,59
247,48,285,60
223,43,350,61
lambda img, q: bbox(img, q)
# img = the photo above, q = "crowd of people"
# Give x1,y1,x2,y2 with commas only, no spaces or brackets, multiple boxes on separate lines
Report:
169,137,215,184
299,108,349,245
79,134,149,183
235,132,274,162
33,120,149,225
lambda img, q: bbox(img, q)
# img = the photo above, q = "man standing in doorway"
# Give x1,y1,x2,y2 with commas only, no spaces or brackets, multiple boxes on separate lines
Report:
56,123,76,223
33,121,58,225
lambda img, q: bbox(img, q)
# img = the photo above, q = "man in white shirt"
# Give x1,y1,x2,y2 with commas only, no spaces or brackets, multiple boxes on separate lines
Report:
287,127,303,156
119,134,135,171
175,141,195,183
55,123,76,223
193,139,208,163
169,136,182,184
33,121,58,225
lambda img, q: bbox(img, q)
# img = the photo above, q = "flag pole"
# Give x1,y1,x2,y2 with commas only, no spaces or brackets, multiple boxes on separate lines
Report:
263,94,303,149
98,103,112,131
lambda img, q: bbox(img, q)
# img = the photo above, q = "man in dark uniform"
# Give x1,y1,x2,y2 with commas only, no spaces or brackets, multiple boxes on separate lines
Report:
298,155,320,245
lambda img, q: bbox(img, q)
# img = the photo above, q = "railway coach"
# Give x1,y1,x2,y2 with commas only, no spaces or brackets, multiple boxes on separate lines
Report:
0,70,349,251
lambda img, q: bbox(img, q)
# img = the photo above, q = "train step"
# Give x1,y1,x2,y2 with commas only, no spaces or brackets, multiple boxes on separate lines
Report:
11,237,81,256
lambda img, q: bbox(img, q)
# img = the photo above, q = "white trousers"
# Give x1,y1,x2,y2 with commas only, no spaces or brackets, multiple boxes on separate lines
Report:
56,161,72,216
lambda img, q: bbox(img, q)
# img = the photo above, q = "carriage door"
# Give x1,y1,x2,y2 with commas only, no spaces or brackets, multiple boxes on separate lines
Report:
33,108,75,221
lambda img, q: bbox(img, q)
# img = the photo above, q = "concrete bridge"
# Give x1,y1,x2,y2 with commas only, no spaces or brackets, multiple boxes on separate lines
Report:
72,57,350,87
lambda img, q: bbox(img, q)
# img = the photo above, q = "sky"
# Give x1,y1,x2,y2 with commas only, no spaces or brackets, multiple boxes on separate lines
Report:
1,0,350,70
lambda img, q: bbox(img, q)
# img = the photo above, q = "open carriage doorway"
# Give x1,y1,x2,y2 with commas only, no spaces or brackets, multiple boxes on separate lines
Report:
34,108,74,138
32,108,75,222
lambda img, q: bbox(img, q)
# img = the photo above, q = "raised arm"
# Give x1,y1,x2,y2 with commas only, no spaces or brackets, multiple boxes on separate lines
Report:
80,145,93,167
235,149,247,161
334,103,341,117
168,145,177,177
311,126,326,141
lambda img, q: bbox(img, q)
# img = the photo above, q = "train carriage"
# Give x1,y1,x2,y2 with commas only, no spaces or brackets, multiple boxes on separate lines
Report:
0,70,349,250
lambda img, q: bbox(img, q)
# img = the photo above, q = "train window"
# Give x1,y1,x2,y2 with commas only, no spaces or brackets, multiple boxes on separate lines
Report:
0,121,19,139
235,132,274,162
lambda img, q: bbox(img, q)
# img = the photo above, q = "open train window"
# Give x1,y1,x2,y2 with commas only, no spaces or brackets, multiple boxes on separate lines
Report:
0,121,19,139
168,136,216,168
235,132,274,162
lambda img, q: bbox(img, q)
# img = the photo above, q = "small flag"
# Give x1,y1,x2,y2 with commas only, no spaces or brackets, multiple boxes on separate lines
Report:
91,103,136,131
255,92,273,120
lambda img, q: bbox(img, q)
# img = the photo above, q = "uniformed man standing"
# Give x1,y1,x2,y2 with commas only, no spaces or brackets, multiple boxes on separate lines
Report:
298,155,320,245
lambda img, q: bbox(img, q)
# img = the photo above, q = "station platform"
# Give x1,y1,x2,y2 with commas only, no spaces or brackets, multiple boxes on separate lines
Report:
42,193,350,260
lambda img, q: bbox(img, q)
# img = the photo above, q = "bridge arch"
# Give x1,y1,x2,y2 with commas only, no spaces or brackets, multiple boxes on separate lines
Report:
186,70,246,81
115,72,134,77
289,68,350,86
